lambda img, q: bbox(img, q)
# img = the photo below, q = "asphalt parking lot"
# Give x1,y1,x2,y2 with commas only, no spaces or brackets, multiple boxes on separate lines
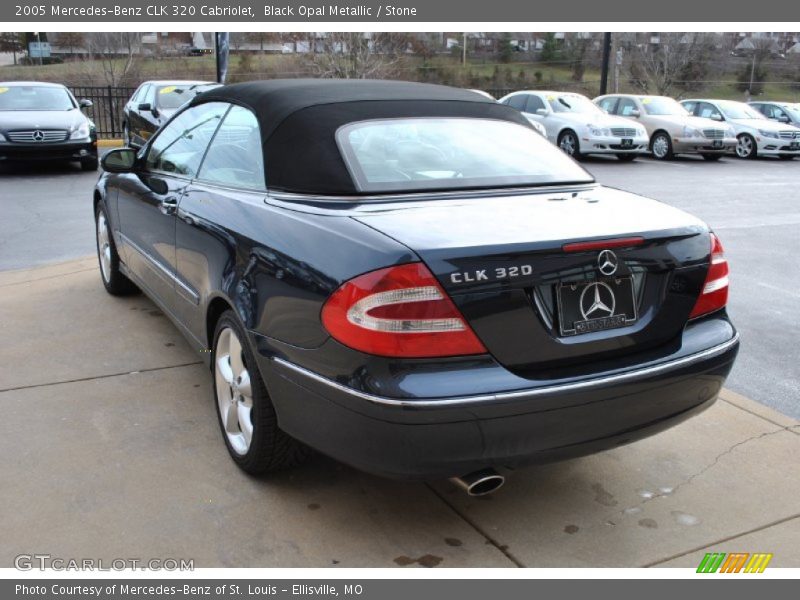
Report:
1,154,799,568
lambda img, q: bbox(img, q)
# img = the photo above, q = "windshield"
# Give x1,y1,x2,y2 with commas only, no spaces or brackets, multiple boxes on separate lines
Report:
156,85,202,110
337,117,594,193
0,85,76,111
718,101,764,120
547,94,602,114
783,104,800,119
640,97,688,116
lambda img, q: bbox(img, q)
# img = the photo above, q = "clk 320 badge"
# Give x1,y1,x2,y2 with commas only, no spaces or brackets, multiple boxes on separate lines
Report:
450,265,534,284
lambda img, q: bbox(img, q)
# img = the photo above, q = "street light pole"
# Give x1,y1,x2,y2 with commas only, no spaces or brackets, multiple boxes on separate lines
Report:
35,31,43,66
599,32,612,95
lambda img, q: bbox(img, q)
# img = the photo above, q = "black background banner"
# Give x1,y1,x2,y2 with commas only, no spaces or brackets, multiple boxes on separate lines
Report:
3,0,800,22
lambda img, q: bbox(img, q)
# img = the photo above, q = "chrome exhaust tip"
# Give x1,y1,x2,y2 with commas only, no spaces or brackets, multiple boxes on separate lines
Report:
449,468,505,496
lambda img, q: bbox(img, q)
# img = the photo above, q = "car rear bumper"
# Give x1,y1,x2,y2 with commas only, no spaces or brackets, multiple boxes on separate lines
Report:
257,317,739,479
0,140,97,162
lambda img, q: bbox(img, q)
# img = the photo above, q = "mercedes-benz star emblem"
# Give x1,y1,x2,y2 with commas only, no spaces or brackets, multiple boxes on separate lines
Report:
579,282,616,320
597,249,619,276
32,130,45,142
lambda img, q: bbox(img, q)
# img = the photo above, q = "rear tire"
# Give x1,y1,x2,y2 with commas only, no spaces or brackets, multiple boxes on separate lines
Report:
558,130,583,160
616,154,638,162
95,205,138,296
212,311,310,475
650,132,674,160
701,154,723,161
736,134,757,159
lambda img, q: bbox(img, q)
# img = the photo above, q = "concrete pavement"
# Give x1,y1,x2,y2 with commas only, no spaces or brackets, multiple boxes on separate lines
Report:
1,258,798,568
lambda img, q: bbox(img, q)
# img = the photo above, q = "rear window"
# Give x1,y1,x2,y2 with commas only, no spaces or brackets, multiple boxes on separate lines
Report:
336,118,593,194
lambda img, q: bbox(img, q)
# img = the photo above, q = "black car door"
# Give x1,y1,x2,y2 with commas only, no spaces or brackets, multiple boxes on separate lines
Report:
116,102,228,317
175,104,267,343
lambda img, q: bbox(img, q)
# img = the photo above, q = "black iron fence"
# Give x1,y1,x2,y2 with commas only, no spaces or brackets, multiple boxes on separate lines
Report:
70,86,136,139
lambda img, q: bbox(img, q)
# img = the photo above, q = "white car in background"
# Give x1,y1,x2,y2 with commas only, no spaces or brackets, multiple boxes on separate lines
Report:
471,89,547,137
499,90,649,160
681,98,800,160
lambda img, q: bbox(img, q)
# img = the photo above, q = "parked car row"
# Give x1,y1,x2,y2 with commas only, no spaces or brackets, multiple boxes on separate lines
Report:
497,90,800,161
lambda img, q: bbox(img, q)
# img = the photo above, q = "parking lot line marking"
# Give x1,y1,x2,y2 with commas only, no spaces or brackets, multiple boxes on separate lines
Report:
0,361,204,394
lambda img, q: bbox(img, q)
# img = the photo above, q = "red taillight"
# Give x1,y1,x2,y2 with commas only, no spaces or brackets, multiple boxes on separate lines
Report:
690,233,729,319
321,263,487,358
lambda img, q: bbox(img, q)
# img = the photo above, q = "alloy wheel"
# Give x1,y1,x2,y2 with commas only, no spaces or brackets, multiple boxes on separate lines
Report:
215,327,254,455
559,133,577,156
652,135,670,159
736,135,754,158
96,212,112,283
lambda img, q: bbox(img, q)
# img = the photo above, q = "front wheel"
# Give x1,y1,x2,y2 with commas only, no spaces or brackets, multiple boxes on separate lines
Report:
736,134,757,159
558,130,583,160
95,205,138,295
212,311,310,475
650,132,674,160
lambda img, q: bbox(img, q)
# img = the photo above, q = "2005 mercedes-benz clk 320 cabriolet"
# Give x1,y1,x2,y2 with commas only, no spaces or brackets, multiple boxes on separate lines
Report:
94,80,738,495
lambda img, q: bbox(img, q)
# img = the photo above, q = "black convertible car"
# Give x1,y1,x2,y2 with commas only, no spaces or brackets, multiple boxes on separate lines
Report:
95,80,738,495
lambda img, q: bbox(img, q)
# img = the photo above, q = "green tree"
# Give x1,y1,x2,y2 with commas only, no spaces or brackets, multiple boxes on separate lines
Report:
540,33,559,63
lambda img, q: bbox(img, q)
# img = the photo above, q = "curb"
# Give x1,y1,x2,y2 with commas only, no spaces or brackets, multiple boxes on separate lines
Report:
97,139,123,148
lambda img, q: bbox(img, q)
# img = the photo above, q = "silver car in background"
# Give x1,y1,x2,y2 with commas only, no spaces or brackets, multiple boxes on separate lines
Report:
681,99,800,160
500,90,649,161
594,94,737,161
748,101,800,129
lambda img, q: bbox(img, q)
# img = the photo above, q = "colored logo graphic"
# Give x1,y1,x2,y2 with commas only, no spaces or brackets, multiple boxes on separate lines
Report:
696,552,773,573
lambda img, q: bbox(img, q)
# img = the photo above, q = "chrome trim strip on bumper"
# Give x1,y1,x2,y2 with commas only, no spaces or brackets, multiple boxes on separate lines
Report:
272,333,739,408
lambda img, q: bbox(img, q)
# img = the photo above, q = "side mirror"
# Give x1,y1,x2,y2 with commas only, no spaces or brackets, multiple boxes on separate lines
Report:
79,99,93,109
137,102,152,112
712,114,724,122
535,108,548,116
629,109,641,118
778,114,790,123
101,147,137,173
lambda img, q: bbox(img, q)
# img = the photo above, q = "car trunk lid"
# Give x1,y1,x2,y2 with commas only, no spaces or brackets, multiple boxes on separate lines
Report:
351,185,712,375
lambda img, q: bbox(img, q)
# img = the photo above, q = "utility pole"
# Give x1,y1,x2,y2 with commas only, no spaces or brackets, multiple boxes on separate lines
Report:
462,32,467,66
35,31,43,66
599,32,611,95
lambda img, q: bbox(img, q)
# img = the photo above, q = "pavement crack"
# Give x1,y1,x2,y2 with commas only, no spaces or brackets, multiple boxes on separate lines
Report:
424,483,525,568
612,423,800,518
0,267,98,287
0,361,204,393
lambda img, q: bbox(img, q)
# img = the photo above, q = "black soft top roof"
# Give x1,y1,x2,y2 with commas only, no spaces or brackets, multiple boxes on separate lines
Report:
191,79,533,195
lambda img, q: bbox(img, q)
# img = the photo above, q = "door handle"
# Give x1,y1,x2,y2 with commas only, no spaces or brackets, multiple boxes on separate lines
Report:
159,196,178,215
